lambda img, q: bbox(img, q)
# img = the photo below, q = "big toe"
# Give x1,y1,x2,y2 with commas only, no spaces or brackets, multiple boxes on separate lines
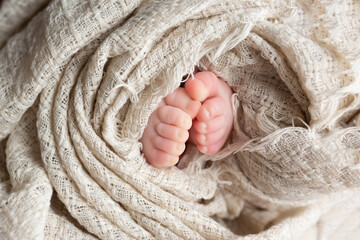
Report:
184,71,219,102
165,88,201,119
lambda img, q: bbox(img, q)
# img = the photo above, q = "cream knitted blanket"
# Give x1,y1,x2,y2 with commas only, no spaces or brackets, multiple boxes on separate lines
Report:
1,0,360,239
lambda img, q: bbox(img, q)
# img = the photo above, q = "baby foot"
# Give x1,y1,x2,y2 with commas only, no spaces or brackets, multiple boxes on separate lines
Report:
141,88,201,168
185,71,233,154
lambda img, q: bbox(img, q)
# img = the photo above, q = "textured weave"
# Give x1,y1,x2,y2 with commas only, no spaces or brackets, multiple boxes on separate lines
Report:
1,0,360,239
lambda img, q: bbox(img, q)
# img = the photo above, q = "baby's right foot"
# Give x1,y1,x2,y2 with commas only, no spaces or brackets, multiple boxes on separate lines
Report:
140,88,201,168
185,71,234,154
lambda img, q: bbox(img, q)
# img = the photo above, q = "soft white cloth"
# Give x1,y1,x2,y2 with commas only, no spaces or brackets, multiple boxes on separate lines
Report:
1,0,360,239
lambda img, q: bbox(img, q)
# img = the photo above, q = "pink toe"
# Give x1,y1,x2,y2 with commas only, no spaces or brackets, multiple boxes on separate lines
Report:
193,115,225,134
157,105,192,130
164,88,201,119
153,135,186,156
195,133,206,145
197,136,226,154
185,71,219,102
196,97,225,122
195,127,225,146
156,123,189,142
147,147,179,168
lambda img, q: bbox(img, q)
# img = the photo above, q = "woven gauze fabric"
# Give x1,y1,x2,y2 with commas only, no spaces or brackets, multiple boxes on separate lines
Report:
1,0,360,239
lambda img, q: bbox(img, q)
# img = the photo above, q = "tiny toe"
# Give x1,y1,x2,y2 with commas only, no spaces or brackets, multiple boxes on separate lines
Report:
147,148,179,168
156,123,189,142
193,120,207,134
165,88,201,119
153,136,186,156
195,127,225,146
195,133,206,146
157,105,192,130
193,115,225,134
196,97,225,122
197,141,223,154
197,134,228,154
197,145,208,154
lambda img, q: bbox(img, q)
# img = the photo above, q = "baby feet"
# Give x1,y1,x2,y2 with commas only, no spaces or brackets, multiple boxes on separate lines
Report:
141,71,233,168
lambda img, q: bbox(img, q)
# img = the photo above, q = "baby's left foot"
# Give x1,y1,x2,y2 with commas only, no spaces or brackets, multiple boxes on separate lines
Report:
140,88,201,168
185,71,234,154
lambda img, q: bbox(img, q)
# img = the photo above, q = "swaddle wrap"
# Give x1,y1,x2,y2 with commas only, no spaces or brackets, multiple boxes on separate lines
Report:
1,0,360,239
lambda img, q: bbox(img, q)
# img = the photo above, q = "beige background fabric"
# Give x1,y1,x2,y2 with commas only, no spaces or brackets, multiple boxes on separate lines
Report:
1,0,360,239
